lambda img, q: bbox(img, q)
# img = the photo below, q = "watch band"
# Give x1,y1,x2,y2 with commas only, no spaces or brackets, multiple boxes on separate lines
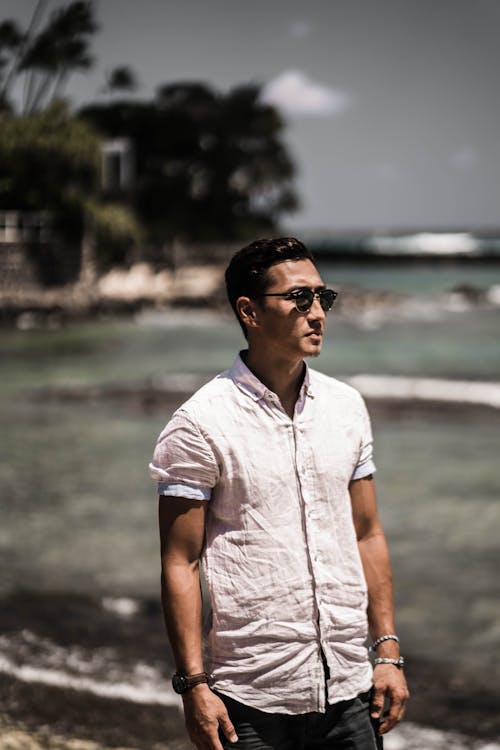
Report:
185,671,208,687
172,671,209,694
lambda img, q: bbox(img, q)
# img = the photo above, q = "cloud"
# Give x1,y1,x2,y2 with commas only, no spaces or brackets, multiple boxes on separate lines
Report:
288,21,312,39
451,147,478,170
260,70,352,117
374,163,400,183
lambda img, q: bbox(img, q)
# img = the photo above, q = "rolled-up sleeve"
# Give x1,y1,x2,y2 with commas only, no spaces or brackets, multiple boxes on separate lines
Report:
351,395,376,480
149,409,219,500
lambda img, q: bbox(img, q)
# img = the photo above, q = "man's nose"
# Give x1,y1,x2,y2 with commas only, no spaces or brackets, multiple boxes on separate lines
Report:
309,295,326,320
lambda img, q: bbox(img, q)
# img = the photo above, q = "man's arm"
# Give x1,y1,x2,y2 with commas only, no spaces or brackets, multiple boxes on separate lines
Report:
159,497,238,750
349,476,410,735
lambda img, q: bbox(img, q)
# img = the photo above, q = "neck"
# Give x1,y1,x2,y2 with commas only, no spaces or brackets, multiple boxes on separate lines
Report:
244,347,305,418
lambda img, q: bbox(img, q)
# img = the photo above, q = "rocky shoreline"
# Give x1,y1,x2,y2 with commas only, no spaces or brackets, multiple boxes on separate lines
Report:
0,591,499,750
2,675,498,750
3,259,499,329
0,263,228,328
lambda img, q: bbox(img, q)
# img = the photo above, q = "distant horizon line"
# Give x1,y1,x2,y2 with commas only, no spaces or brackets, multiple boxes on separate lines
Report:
282,225,500,238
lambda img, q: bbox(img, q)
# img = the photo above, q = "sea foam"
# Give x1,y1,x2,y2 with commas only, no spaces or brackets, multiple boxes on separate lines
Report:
347,375,500,409
0,631,180,707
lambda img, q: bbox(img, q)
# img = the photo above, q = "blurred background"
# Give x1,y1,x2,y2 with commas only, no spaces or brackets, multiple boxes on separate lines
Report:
1,2,499,749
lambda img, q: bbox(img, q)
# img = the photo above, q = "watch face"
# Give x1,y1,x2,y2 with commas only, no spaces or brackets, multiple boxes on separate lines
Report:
172,673,188,694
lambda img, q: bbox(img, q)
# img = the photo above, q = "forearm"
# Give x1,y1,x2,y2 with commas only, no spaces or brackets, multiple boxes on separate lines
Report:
358,529,399,656
161,557,238,749
351,478,409,732
158,500,237,749
161,558,205,673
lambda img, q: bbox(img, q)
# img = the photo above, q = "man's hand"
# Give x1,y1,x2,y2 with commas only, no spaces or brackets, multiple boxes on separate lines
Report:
182,684,238,750
370,664,409,734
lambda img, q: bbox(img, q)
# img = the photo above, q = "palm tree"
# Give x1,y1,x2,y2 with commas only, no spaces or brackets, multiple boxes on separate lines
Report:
0,1,98,114
102,65,138,97
20,1,97,114
0,17,28,111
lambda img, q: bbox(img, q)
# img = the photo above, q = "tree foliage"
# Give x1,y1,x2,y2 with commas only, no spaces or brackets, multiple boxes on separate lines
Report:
0,1,298,256
0,102,140,276
102,65,138,95
0,101,99,217
81,81,298,241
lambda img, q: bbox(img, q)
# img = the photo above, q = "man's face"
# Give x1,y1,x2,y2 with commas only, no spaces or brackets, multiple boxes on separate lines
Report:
253,259,328,361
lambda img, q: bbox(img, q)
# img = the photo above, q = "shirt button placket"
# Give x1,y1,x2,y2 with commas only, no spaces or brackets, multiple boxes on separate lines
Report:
293,424,326,713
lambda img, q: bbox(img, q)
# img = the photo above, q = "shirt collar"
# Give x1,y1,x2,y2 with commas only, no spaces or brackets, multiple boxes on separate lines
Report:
229,351,314,402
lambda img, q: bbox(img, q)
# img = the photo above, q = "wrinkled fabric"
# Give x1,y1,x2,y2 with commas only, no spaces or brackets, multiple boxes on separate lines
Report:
150,354,375,714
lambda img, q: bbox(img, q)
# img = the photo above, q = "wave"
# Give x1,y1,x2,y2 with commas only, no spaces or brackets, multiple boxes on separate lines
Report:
346,375,500,409
35,374,500,410
2,633,498,750
1,596,499,748
0,629,180,707
311,231,500,258
366,232,482,256
1,641,498,750
340,288,500,331
384,722,500,750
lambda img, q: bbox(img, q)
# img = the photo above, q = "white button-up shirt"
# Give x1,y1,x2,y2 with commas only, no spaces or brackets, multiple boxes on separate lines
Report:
150,354,376,714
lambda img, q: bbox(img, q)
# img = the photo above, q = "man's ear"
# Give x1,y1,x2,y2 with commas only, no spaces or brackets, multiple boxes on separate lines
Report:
236,296,259,330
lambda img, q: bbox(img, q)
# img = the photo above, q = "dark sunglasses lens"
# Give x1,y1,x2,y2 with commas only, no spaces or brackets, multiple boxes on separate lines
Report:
293,289,337,312
319,290,336,311
294,289,314,312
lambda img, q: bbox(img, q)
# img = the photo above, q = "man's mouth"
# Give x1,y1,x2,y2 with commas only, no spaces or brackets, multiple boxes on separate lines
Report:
306,330,323,339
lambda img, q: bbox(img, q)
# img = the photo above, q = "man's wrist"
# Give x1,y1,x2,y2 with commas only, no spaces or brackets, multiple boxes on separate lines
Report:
374,656,405,670
375,642,400,659
370,633,400,657
370,632,403,665
371,634,399,650
172,671,209,694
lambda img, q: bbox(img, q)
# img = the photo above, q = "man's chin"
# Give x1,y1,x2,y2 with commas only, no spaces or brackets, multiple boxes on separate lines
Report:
303,342,323,358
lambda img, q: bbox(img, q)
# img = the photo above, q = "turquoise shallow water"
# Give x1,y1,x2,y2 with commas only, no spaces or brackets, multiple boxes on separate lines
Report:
2,302,500,391
318,259,500,294
1,262,499,690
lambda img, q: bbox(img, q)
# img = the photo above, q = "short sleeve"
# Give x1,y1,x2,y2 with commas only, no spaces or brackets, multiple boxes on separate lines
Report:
351,395,376,480
149,409,219,501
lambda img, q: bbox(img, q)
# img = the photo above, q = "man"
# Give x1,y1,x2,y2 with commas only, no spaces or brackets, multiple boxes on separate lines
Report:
150,238,409,750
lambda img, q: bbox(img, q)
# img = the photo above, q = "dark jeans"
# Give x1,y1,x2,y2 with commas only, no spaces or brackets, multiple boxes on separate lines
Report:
217,691,383,750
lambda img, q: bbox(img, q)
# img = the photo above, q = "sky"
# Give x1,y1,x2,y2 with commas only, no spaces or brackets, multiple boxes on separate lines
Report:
3,0,500,232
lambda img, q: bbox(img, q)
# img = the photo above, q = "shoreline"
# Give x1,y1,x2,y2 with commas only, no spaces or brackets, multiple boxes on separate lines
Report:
30,376,500,421
0,263,228,328
2,257,500,329
1,675,499,750
1,591,499,749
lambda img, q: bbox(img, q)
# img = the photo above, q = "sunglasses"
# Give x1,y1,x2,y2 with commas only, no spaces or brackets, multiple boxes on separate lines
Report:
257,287,338,313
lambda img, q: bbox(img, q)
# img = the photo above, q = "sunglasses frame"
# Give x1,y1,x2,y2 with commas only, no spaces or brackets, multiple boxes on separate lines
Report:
256,287,338,313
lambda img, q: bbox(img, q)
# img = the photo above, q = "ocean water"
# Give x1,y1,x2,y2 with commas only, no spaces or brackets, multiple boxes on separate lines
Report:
1,261,499,746
318,258,500,295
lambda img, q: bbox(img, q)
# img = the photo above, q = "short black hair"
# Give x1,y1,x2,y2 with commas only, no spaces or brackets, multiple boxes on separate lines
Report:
225,237,315,338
